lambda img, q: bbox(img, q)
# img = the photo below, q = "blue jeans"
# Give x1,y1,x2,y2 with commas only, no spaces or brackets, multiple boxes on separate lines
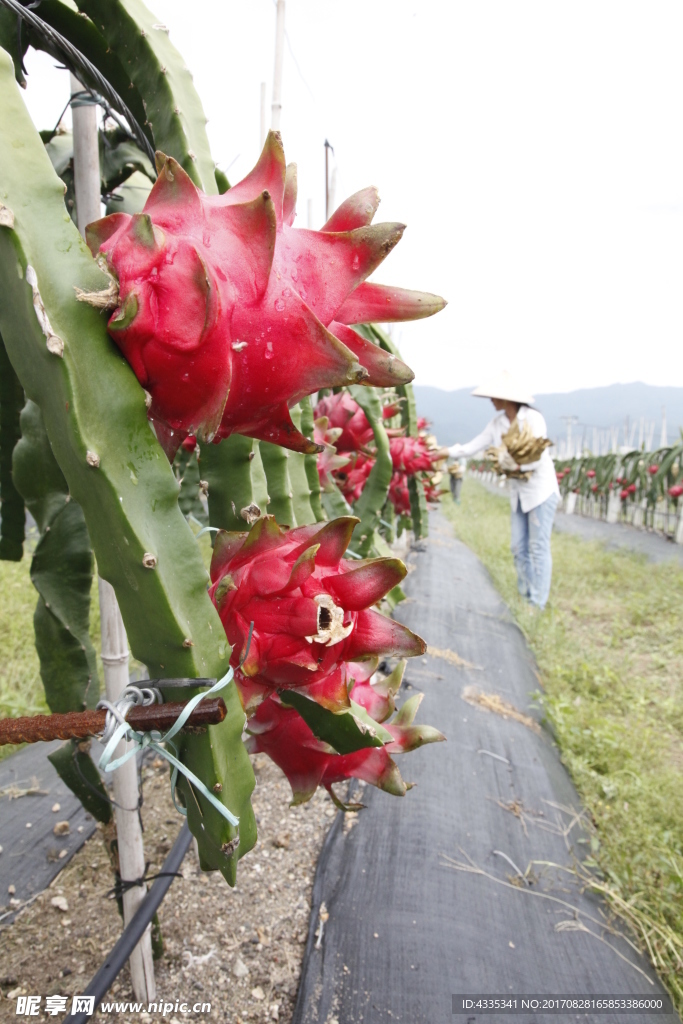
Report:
510,493,559,609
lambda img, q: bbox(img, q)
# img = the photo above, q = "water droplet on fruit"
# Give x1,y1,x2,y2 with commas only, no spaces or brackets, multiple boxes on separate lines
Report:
203,232,210,247
352,254,360,270
274,298,285,312
265,342,274,359
282,287,291,298
300,287,307,301
291,267,299,282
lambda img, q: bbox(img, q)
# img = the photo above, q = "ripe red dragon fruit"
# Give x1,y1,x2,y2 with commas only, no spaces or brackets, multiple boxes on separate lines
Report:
208,515,425,713
336,452,375,503
83,132,444,457
648,465,659,475
345,658,403,722
245,683,444,806
313,415,351,490
668,484,683,499
382,400,403,420
422,476,443,503
314,392,375,453
389,472,411,515
390,435,438,475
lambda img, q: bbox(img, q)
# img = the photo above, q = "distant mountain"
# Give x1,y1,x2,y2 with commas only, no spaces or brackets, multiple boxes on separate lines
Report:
414,383,683,453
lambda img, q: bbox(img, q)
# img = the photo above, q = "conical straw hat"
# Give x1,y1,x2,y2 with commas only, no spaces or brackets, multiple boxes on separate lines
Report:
471,370,535,406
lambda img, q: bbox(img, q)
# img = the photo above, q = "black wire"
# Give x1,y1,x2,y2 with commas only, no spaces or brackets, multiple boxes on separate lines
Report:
105,863,183,899
0,0,155,164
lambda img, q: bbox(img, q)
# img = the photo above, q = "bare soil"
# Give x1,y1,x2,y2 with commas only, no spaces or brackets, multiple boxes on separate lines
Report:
0,754,333,1022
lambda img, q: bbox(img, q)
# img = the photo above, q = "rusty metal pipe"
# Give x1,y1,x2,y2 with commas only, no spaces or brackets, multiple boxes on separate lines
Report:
0,698,227,746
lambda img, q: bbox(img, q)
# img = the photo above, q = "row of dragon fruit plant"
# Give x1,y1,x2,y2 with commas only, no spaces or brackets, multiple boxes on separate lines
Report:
0,0,446,891
468,436,683,539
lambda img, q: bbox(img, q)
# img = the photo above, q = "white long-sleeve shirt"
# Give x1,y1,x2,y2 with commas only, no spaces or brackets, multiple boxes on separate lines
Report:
447,406,559,513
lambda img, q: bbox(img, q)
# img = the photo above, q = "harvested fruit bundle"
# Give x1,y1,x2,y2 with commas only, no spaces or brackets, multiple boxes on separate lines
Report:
84,132,443,459
502,418,552,464
485,418,551,479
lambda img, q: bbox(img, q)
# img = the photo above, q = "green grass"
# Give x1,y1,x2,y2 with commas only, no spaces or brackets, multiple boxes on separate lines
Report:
0,554,45,723
0,526,214,763
442,479,683,1004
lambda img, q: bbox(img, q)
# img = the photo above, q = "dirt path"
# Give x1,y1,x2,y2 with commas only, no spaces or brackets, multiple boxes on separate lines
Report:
0,754,332,1022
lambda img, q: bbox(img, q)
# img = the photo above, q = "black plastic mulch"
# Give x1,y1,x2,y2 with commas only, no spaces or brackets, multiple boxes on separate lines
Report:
292,511,676,1024
0,740,97,925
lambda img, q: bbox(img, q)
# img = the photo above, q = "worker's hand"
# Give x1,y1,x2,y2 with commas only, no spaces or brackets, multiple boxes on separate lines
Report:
432,447,451,461
497,449,520,474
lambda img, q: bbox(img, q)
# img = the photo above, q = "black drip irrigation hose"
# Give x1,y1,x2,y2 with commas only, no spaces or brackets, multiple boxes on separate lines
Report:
70,822,193,1023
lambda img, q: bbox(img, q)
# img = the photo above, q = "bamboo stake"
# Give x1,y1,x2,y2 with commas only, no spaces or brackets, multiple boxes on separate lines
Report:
260,81,266,147
98,578,156,1000
70,74,155,1001
271,1,285,130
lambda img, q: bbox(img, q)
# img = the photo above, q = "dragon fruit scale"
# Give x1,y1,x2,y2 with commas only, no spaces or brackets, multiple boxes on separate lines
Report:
208,515,426,713
246,685,445,806
82,132,446,458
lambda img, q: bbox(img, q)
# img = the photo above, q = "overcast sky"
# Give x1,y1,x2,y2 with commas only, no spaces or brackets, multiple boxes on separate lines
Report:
20,1,683,394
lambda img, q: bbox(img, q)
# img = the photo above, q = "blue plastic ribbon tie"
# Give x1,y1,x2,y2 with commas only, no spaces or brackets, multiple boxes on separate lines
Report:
98,669,239,828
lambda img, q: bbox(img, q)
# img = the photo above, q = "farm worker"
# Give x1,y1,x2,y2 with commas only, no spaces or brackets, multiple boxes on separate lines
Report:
448,458,466,502
434,370,559,609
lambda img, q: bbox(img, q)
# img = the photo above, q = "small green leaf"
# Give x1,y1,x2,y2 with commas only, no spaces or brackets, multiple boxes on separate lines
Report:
280,689,392,754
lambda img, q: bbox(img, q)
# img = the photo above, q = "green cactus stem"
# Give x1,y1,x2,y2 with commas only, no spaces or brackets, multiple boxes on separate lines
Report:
173,444,207,525
355,323,429,539
260,441,296,527
47,738,112,825
300,396,325,522
320,476,353,524
407,473,429,540
348,384,393,556
287,405,317,527
0,49,255,882
200,435,269,533
0,331,25,561
0,5,27,87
